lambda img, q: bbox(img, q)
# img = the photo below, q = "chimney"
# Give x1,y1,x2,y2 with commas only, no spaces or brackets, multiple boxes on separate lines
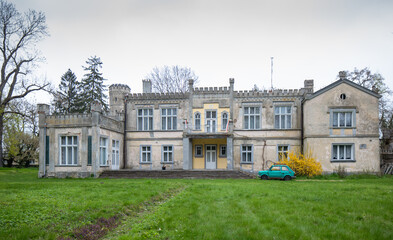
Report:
304,79,314,93
142,79,152,93
339,71,347,80
229,78,235,91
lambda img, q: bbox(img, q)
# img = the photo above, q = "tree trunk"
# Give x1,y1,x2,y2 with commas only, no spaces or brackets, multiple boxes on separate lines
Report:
0,114,4,167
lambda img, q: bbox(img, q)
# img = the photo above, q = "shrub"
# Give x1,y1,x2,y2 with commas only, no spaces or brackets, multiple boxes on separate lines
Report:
278,149,322,177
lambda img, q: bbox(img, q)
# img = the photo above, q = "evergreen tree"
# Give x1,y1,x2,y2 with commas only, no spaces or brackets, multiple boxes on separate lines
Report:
79,56,108,113
53,69,81,114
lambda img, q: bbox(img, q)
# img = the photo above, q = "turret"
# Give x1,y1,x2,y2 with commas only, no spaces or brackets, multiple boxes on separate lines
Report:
109,84,131,116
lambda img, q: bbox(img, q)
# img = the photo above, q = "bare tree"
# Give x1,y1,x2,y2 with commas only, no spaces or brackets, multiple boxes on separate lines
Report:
0,0,49,166
146,65,199,93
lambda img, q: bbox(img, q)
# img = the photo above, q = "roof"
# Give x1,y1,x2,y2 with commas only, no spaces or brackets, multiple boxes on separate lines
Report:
305,78,381,101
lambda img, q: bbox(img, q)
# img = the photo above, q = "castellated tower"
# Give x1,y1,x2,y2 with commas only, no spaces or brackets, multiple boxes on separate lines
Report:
109,84,131,116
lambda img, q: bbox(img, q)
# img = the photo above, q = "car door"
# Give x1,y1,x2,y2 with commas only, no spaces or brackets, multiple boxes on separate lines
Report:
268,166,281,178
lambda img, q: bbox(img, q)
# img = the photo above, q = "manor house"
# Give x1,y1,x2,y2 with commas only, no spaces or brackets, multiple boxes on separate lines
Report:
38,72,381,177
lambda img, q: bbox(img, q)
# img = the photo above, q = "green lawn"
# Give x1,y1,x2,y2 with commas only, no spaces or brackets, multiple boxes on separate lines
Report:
1,168,393,240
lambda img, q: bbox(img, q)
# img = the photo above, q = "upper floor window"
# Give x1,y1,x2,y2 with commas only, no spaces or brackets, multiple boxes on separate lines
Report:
60,136,78,165
206,110,217,133
194,112,201,130
244,107,260,130
138,108,153,131
241,145,253,163
332,111,353,127
222,112,228,130
332,144,354,161
162,108,177,130
274,106,291,129
100,137,108,166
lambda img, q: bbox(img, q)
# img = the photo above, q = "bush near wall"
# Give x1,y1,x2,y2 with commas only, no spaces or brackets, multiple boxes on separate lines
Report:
278,149,322,177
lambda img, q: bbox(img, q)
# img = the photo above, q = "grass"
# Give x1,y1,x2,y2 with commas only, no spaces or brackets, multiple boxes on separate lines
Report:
1,168,393,239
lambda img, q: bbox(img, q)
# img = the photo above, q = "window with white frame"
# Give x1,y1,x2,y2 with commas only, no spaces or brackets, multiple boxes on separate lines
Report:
332,110,354,128
60,136,78,165
162,108,177,130
277,145,289,161
244,107,260,129
100,137,108,166
140,146,152,163
194,112,201,130
205,110,217,133
222,112,228,130
112,140,120,167
241,145,253,163
219,145,227,157
274,106,292,129
332,144,354,161
162,145,173,163
137,108,153,131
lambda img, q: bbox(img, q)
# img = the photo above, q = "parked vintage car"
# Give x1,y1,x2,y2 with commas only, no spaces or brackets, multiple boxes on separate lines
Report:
258,165,296,180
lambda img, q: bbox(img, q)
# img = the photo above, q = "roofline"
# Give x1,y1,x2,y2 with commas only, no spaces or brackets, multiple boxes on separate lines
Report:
305,79,381,101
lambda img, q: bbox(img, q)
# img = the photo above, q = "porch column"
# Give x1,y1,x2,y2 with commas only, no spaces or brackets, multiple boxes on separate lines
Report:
227,137,234,170
183,137,192,170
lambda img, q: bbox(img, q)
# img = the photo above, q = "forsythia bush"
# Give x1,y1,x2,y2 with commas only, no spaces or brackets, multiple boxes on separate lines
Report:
278,149,322,177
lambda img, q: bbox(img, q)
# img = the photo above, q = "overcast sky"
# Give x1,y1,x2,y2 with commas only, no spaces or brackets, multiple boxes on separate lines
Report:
12,0,393,103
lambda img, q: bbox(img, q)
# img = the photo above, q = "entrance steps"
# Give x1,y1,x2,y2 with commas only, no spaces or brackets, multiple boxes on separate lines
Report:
99,170,255,179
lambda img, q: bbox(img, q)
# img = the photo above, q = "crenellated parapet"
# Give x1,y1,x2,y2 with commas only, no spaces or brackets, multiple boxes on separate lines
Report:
193,86,230,94
109,84,130,91
127,92,188,101
234,88,310,98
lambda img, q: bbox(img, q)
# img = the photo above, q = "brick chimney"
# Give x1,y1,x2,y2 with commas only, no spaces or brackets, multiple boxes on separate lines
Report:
304,79,314,93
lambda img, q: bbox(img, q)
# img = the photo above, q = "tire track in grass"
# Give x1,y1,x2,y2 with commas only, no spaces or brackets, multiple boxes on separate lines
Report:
58,185,186,240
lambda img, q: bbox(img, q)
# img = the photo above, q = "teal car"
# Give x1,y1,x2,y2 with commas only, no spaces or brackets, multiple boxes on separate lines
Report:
258,165,296,181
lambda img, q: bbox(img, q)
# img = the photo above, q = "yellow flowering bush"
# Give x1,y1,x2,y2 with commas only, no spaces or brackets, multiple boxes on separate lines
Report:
278,149,322,177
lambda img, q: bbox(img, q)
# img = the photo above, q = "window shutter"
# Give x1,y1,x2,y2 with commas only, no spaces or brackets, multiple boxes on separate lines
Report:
45,136,49,165
88,136,92,165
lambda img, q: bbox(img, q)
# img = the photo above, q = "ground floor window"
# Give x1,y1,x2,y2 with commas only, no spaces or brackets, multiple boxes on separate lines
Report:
219,145,227,157
332,144,354,161
195,145,203,157
241,145,253,163
112,140,120,167
100,137,108,166
162,145,173,163
60,136,78,165
277,145,289,161
141,146,152,163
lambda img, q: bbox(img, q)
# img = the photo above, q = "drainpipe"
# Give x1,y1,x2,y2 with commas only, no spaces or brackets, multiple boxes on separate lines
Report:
123,94,128,169
301,99,304,154
43,123,47,176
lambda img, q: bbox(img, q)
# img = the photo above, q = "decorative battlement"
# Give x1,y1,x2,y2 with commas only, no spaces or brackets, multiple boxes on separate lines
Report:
128,92,188,100
109,84,131,91
234,88,309,98
47,113,92,120
193,86,230,94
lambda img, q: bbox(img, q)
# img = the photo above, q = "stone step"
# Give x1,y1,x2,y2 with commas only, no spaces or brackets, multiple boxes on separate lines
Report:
99,170,255,179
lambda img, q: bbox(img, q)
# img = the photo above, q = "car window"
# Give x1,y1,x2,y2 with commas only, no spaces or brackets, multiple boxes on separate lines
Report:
282,166,289,171
271,166,280,171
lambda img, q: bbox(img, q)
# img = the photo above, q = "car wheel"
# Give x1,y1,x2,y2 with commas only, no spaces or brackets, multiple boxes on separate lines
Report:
284,175,291,181
261,175,268,180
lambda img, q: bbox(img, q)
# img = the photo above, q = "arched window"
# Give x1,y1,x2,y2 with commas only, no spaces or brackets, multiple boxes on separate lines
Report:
222,112,228,130
194,112,201,130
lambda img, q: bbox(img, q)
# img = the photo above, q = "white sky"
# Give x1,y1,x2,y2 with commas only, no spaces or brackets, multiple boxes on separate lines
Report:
12,0,393,104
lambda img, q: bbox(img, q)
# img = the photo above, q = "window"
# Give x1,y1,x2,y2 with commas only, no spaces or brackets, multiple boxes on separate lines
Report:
100,137,108,166
219,145,227,157
195,145,203,157
244,107,260,129
194,112,201,130
222,112,228,130
140,146,152,163
112,140,120,167
277,145,289,161
162,108,177,130
282,166,289,171
137,108,153,131
162,145,173,163
241,145,253,163
60,136,78,165
206,110,217,133
274,106,291,129
331,109,355,128
332,144,354,161
271,166,280,171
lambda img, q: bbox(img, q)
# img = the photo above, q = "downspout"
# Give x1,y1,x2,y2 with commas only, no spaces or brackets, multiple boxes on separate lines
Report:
301,99,304,154
43,123,47,176
123,95,128,169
